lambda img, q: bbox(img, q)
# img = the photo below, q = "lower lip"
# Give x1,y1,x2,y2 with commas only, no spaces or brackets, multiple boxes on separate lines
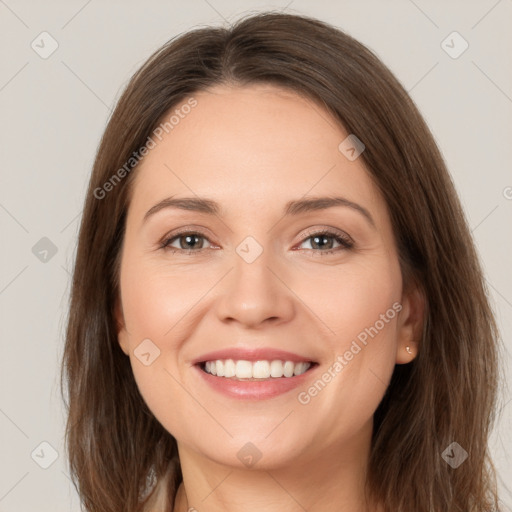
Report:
194,364,317,400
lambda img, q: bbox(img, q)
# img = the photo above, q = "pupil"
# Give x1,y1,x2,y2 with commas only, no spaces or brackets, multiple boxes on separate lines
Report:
313,235,332,250
182,234,201,249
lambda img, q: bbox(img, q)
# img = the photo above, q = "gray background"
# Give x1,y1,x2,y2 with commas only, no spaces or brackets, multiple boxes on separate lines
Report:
0,1,511,510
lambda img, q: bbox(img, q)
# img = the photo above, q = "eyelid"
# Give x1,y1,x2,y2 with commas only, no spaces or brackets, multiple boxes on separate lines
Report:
159,227,216,251
159,225,355,254
297,226,354,246
159,226,214,243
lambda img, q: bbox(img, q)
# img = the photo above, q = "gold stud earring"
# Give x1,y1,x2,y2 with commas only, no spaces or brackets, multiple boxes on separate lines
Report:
406,346,413,354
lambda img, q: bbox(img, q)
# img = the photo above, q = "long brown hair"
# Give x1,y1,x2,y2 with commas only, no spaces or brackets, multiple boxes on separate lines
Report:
61,11,502,512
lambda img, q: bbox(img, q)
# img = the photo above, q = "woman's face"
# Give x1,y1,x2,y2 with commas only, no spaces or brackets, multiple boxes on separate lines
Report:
116,83,419,469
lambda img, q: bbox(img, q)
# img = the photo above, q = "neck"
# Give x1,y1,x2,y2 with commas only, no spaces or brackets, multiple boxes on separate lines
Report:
173,421,380,512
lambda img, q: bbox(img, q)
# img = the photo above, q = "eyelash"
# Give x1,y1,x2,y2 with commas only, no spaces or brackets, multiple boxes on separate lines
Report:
159,228,354,256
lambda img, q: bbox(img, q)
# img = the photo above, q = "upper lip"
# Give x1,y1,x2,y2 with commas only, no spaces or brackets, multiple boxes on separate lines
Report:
192,347,316,365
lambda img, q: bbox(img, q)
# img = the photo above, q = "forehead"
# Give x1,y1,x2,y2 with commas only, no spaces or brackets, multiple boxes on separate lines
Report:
128,83,383,221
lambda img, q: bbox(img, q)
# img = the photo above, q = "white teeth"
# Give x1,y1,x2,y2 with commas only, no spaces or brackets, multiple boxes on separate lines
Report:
202,359,312,379
283,361,295,377
224,359,236,378
293,362,309,376
235,360,253,379
270,360,284,377
253,360,270,379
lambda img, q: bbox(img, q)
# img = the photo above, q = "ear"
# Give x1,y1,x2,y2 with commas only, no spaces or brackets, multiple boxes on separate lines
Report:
395,281,425,364
114,297,130,356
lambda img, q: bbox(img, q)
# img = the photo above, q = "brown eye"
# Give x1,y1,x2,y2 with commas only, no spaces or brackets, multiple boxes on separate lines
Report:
161,232,212,252
298,230,354,254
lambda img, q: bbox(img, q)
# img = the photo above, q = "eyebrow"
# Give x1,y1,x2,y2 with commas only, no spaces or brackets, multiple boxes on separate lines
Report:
143,195,375,228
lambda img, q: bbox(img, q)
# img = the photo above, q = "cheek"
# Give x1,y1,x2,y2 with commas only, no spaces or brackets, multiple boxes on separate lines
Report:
118,255,222,438
294,260,402,437
120,255,207,347
293,255,402,352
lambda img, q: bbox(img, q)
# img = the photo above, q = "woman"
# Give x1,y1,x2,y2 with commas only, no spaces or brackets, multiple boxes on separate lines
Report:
61,11,502,512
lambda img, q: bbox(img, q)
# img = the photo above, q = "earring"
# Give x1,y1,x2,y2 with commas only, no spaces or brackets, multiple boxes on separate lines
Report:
406,346,413,354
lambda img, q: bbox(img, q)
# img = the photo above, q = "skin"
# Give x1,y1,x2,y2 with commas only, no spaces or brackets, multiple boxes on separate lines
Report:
115,83,424,512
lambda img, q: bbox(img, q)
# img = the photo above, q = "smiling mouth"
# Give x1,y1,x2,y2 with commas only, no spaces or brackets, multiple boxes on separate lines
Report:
197,359,317,380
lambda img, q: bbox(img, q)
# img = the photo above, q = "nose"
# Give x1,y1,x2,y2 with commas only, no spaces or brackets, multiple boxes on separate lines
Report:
213,248,296,329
